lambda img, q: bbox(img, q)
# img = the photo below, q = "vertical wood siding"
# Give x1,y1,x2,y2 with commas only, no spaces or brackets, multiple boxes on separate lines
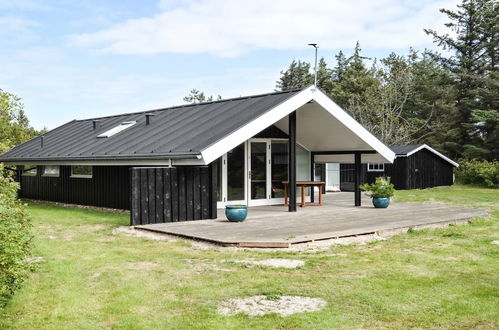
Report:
130,165,217,225
339,150,454,190
20,165,131,209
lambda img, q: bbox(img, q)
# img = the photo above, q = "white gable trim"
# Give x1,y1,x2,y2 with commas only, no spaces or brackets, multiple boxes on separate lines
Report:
311,89,395,164
200,86,395,165
398,144,459,167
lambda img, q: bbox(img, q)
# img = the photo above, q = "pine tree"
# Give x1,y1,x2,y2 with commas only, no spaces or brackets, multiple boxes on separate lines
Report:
425,0,498,160
275,60,313,91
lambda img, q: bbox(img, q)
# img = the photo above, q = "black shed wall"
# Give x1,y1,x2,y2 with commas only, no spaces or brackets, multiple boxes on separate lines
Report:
339,149,454,190
20,165,131,209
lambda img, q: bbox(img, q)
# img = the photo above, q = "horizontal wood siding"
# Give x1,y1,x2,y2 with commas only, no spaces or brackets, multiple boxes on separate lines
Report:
130,165,217,225
19,166,131,209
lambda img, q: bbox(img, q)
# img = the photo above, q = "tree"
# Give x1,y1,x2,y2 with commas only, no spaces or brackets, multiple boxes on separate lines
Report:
183,89,222,103
0,89,39,154
275,60,313,91
425,0,498,160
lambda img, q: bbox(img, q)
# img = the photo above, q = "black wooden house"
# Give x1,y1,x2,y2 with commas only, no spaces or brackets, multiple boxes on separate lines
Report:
339,144,458,190
1,86,397,225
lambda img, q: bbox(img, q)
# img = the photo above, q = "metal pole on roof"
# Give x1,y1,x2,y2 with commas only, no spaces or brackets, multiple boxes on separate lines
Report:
308,43,318,87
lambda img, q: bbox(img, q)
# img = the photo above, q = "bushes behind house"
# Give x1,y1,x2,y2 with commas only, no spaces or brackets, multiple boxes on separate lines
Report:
456,159,499,188
0,165,32,307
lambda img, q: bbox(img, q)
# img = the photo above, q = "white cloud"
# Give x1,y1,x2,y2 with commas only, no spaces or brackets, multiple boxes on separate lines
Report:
68,0,459,57
0,16,38,34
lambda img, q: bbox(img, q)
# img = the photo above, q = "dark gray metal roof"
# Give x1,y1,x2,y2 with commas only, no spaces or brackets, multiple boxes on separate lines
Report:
389,144,424,156
0,89,302,162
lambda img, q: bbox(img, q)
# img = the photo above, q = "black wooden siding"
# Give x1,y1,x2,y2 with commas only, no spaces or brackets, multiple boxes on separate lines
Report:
19,165,131,209
130,165,217,225
339,149,454,190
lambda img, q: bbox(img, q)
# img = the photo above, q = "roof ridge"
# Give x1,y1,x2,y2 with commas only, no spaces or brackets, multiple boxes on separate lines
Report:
75,88,304,122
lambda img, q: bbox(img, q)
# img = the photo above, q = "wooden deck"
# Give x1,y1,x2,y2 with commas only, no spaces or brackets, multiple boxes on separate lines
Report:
136,192,488,248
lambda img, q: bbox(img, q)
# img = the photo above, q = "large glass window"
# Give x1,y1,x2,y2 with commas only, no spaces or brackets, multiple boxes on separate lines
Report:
227,143,245,201
271,141,288,198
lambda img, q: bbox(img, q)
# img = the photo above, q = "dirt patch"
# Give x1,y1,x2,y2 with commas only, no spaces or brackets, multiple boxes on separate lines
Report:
218,295,326,317
233,259,305,269
38,234,57,240
491,240,499,245
125,262,160,270
24,256,45,264
113,226,177,241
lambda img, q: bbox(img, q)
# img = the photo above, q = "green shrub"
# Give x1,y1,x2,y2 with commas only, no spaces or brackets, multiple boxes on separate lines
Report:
0,164,32,307
456,159,499,188
360,177,395,198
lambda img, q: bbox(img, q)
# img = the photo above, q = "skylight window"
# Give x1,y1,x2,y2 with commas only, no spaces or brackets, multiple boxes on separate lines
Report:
97,121,136,138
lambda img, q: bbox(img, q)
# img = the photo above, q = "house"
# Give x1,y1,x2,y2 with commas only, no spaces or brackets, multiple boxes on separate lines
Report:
0,86,395,225
318,144,458,191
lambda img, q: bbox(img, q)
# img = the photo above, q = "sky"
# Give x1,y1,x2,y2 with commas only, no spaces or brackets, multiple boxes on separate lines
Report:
0,0,459,130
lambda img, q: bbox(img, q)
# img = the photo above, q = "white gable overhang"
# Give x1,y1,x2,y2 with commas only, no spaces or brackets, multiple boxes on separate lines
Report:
398,144,459,167
201,86,395,165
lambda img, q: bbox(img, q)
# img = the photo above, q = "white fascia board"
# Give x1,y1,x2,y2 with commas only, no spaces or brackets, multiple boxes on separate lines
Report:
403,144,459,167
201,87,315,164
311,90,396,163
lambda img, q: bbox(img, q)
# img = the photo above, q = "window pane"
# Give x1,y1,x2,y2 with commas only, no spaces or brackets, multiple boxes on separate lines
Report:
271,142,288,198
250,142,267,200
72,165,92,177
43,166,59,176
215,157,222,202
23,166,37,176
227,143,245,201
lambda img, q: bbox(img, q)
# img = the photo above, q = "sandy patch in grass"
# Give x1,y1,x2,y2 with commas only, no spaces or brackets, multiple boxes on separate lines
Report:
113,226,177,241
233,258,305,269
492,240,499,245
125,262,160,270
24,256,45,264
218,295,326,317
38,234,57,240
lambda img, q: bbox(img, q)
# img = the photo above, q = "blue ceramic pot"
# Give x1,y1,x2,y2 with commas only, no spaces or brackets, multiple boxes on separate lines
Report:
372,197,390,208
225,205,248,222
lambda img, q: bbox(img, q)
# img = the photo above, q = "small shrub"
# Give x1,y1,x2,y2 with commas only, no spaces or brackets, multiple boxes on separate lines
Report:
360,177,395,198
0,164,32,307
456,159,499,188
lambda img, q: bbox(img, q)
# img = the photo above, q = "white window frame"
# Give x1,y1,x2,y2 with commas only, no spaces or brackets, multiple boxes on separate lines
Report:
97,121,136,138
42,165,60,177
367,163,385,172
22,166,37,176
70,165,93,178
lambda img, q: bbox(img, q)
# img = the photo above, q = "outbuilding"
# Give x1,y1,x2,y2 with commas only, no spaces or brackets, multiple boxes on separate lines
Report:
321,144,458,191
0,86,395,225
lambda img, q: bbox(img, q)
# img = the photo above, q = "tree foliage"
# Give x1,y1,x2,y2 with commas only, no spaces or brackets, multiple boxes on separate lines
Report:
0,90,40,155
0,164,32,307
274,0,497,160
183,89,222,104
425,0,498,160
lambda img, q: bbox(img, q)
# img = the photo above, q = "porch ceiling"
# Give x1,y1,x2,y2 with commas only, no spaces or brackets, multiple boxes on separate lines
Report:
273,102,391,163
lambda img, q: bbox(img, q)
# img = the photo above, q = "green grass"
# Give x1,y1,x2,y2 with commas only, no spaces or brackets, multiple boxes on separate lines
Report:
0,185,498,329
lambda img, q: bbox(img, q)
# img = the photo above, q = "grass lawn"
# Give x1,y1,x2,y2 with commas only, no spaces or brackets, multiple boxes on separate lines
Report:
0,185,498,329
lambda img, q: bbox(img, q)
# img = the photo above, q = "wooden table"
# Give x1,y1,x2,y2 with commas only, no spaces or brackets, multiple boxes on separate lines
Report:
282,181,325,207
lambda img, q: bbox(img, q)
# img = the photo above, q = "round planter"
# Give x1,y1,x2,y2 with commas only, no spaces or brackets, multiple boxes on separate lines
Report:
225,205,248,222
372,197,390,208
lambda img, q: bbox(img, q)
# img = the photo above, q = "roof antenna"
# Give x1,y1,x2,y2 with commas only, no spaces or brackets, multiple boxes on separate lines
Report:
308,43,318,88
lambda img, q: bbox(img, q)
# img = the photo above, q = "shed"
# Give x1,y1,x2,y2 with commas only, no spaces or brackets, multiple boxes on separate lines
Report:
337,144,458,190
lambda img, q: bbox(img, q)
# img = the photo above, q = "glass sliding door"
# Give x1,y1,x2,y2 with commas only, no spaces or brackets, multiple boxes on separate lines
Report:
271,141,288,199
227,143,245,202
248,140,271,206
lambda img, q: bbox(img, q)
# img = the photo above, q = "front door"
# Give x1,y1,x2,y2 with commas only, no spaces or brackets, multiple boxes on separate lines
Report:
248,140,270,206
